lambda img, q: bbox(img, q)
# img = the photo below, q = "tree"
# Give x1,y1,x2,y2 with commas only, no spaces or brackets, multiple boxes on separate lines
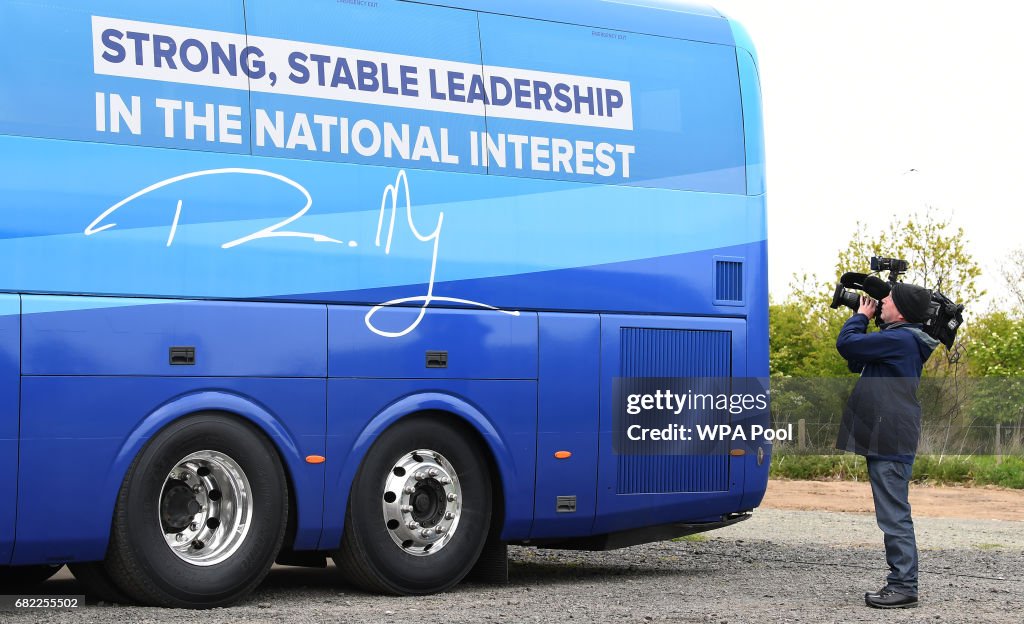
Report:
770,209,982,379
769,297,848,378
768,209,985,455
962,311,1024,453
1000,247,1024,313
833,209,983,307
969,311,1024,377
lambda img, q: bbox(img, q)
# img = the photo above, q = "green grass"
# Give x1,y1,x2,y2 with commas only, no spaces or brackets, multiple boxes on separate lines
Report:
770,454,1024,489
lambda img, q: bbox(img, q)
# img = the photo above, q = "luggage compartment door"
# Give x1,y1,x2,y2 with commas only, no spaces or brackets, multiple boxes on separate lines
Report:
595,314,747,535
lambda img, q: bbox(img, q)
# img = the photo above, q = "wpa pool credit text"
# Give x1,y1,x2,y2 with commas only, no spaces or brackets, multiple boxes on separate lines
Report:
626,423,792,442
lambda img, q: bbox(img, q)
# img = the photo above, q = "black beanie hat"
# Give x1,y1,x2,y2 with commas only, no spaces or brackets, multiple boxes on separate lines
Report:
891,282,932,323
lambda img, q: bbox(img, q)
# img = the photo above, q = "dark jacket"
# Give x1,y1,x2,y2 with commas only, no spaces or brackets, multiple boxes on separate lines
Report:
835,313,939,462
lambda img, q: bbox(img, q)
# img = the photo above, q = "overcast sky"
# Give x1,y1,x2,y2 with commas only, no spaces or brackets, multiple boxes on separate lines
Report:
709,0,1024,309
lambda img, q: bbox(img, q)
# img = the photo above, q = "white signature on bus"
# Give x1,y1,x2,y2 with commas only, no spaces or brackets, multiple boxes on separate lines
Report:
84,168,519,338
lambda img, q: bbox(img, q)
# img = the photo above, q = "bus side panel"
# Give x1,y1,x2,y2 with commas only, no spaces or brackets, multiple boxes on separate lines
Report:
593,314,748,535
327,305,537,380
0,295,19,564
0,134,765,318
21,296,326,377
13,376,326,564
531,313,599,539
13,296,327,564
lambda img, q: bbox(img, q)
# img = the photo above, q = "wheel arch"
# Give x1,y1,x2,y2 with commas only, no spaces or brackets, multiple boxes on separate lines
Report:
101,391,304,555
329,392,514,548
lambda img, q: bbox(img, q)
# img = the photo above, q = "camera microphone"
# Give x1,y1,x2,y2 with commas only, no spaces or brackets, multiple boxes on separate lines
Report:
838,272,892,299
862,275,892,299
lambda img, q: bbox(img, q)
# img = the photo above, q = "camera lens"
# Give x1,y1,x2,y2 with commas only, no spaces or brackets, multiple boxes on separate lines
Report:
830,285,861,312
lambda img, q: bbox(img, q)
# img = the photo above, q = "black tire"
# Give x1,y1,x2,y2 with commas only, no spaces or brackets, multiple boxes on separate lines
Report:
334,416,492,595
102,413,288,608
68,562,134,604
0,564,62,587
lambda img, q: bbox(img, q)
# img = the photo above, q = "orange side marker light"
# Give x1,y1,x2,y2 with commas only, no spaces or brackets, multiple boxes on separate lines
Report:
554,451,572,459
306,455,326,464
729,449,746,457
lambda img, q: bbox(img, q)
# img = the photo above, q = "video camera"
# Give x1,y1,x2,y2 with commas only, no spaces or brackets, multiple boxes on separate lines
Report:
829,256,965,348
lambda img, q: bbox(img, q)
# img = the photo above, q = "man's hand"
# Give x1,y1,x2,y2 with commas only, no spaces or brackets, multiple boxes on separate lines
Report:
857,296,877,318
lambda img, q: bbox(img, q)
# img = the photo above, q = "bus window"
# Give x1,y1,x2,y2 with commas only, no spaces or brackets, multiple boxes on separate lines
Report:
0,0,250,154
244,0,485,173
477,13,746,193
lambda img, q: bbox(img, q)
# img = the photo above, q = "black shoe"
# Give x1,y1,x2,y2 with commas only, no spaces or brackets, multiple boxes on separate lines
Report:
864,586,888,600
865,589,918,609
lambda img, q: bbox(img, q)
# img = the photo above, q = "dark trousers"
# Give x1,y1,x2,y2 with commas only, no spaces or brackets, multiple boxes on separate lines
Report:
866,457,918,596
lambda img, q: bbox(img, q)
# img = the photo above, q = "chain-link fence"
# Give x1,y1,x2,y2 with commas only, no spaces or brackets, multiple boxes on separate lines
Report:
769,376,1024,458
770,420,1024,457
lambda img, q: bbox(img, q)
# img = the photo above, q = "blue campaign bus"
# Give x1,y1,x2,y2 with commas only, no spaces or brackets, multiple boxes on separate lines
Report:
0,0,768,608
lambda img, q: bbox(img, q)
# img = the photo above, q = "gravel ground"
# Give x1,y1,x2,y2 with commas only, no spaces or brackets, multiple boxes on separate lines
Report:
3,508,1021,623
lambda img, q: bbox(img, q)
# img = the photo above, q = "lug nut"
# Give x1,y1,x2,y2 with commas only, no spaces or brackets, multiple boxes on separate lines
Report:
428,468,439,477
420,529,432,538
414,472,425,481
440,477,451,485
435,526,446,534
192,485,202,494
190,522,198,531
447,493,457,502
401,505,413,513
407,521,420,530
175,533,186,543
445,512,455,520
404,486,415,494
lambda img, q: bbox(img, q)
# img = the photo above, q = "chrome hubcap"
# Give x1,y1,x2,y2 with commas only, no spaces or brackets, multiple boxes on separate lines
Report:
158,450,252,566
381,449,462,556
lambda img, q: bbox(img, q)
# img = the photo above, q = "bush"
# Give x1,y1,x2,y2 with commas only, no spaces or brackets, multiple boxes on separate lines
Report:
771,454,1024,489
770,453,867,481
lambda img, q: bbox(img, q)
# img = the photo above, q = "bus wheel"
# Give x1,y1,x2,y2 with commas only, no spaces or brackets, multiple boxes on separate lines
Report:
334,416,492,595
69,562,134,604
0,564,62,587
103,414,288,608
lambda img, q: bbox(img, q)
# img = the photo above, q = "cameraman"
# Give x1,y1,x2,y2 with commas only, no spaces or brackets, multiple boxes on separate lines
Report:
835,283,938,609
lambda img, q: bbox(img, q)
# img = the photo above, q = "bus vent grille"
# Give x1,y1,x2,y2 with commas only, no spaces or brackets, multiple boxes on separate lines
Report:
617,327,731,494
616,454,730,494
715,259,744,304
